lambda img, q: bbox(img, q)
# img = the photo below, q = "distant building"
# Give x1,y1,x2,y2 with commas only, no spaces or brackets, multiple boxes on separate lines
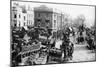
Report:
34,5,53,29
11,3,68,33
34,5,67,31
52,9,69,32
34,5,69,38
52,8,62,32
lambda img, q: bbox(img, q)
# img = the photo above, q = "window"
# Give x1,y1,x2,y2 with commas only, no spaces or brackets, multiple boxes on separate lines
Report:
14,24,16,27
19,14,20,18
54,14,56,18
27,21,28,26
30,21,31,25
37,19,41,22
19,21,20,27
38,13,40,17
24,22,25,26
14,14,17,18
54,20,56,27
46,20,49,23
13,20,17,23
47,13,49,17
24,16,25,20
29,21,30,25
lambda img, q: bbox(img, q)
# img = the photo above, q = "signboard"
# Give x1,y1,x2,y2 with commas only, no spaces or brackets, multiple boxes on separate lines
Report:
22,43,40,52
21,42,47,65
21,43,41,58
35,55,47,64
21,50,39,58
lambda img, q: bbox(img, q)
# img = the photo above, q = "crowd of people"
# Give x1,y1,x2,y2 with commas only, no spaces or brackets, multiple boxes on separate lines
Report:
11,24,96,66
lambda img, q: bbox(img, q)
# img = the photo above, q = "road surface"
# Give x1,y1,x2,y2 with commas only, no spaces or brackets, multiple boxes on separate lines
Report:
23,34,96,64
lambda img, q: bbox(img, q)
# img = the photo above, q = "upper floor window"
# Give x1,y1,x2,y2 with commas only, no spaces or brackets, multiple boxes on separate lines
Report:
47,13,49,17
24,16,25,20
37,19,41,22
19,21,20,27
14,24,16,27
27,21,28,26
54,20,56,23
54,20,56,27
46,20,49,23
19,14,20,18
54,14,56,18
14,14,17,18
24,22,25,26
38,13,40,17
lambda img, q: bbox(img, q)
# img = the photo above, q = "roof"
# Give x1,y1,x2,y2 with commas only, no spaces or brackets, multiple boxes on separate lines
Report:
34,5,53,12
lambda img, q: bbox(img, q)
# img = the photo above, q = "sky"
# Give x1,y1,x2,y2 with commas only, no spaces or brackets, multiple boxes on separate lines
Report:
12,1,95,27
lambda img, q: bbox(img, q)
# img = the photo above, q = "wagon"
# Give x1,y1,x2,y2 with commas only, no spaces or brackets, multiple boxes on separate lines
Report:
48,47,64,63
48,40,74,63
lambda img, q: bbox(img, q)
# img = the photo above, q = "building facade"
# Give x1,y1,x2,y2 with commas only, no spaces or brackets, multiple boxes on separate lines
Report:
11,3,23,27
22,6,27,27
26,6,34,27
11,3,34,28
34,5,53,29
52,8,62,32
12,3,68,32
